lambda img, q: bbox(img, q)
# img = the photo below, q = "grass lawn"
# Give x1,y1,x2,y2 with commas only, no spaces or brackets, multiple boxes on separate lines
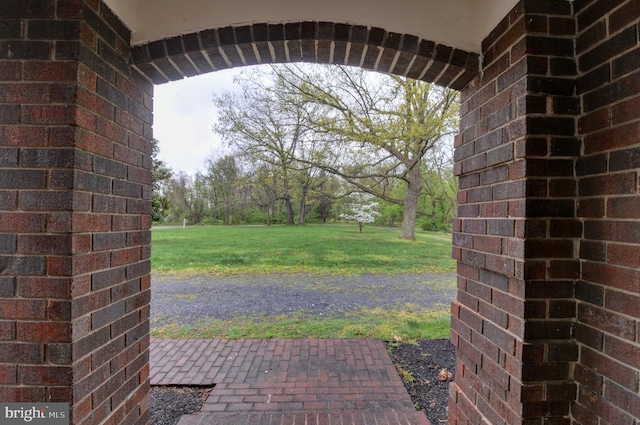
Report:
151,224,455,275
151,224,455,341
153,307,452,343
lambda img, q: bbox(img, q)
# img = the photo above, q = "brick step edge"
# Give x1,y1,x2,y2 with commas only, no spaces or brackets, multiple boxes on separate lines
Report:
177,410,431,425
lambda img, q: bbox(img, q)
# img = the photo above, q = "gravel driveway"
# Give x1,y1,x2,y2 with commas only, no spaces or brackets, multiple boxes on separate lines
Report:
151,272,457,328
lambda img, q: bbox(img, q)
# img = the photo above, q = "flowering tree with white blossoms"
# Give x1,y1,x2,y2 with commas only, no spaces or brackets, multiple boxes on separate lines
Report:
339,193,381,233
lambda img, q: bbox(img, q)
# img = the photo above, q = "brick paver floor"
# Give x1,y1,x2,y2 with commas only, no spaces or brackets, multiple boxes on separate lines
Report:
150,338,430,424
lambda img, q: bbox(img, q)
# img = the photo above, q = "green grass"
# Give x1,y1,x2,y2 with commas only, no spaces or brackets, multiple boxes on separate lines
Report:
151,306,451,343
152,224,455,275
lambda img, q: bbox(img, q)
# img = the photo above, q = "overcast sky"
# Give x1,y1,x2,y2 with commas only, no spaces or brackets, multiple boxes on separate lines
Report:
152,68,241,175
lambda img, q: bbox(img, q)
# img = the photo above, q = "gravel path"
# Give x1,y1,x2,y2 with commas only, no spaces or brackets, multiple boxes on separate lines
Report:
151,272,457,328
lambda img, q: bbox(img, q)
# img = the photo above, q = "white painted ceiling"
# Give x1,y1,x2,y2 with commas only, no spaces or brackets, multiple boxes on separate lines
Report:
103,0,519,53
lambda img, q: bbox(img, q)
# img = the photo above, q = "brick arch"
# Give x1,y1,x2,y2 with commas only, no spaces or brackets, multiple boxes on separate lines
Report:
130,22,479,90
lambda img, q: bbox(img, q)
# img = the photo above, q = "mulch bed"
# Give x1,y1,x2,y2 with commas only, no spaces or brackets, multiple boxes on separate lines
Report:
150,386,213,425
387,339,456,424
149,338,456,425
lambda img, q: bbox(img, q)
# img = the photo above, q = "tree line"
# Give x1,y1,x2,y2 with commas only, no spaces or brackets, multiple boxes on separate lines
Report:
153,64,458,240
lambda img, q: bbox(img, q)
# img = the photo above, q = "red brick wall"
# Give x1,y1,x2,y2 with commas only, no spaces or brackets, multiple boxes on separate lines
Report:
450,1,580,424
0,1,152,424
451,0,640,424
573,0,640,424
0,0,77,405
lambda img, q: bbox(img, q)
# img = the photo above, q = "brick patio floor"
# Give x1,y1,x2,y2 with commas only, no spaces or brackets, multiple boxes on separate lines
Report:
150,338,431,424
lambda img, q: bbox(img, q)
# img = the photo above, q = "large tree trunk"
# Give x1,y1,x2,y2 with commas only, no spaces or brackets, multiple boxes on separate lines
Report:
400,166,422,240
276,200,281,222
284,194,295,225
224,205,230,225
298,185,308,225
298,201,306,225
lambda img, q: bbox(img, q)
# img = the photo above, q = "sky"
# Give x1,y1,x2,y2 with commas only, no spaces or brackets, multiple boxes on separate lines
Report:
152,68,242,176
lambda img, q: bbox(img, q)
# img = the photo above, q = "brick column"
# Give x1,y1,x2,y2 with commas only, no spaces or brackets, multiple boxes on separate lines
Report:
450,2,579,424
0,2,152,424
573,1,640,424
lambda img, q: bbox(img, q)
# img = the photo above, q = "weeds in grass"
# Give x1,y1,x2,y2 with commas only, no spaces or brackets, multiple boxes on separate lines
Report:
173,294,197,300
406,319,421,329
151,307,450,342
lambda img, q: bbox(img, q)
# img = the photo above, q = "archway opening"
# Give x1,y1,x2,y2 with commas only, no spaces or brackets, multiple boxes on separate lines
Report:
151,60,462,419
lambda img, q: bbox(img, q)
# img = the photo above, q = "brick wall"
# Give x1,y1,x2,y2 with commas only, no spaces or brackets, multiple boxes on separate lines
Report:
451,0,640,424
450,1,580,424
573,0,640,424
0,1,152,424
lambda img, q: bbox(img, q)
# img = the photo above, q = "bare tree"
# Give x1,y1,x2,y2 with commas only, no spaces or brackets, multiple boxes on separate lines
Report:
203,155,242,224
241,161,282,225
166,172,205,224
213,68,327,225
270,64,459,240
212,65,458,238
